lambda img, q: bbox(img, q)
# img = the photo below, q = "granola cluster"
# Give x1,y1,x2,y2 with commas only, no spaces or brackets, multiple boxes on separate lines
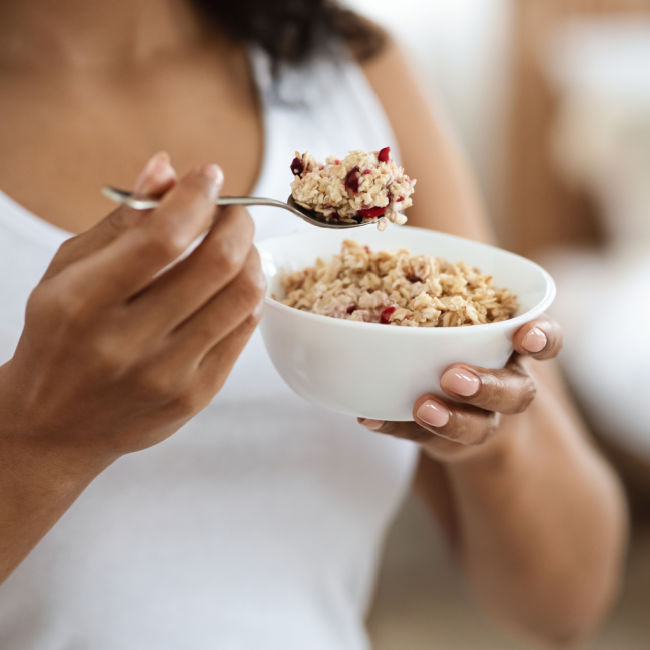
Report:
281,240,518,327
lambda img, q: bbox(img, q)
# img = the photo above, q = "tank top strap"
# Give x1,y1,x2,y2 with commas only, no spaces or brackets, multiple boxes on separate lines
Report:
247,45,402,241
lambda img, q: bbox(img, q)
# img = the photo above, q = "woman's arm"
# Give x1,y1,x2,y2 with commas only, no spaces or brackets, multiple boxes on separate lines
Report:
0,156,265,584
0,415,112,585
361,37,627,646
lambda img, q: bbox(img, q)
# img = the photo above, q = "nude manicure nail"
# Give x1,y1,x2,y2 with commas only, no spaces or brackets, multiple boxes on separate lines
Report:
360,419,385,431
200,163,224,185
441,368,480,397
134,151,171,193
523,327,547,353
416,400,450,428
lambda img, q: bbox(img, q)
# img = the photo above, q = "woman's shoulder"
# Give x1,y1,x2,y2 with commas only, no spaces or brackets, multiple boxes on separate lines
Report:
359,34,492,239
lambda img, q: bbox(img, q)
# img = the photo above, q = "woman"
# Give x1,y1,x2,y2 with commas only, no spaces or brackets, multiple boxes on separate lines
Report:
0,1,626,648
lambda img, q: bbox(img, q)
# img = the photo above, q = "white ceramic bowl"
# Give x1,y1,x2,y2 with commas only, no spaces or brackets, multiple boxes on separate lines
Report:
258,226,556,421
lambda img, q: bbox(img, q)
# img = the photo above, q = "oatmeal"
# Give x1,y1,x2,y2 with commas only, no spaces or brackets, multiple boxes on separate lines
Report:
290,148,416,230
280,240,518,327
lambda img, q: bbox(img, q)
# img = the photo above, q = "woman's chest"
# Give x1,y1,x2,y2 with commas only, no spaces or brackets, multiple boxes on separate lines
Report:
0,59,262,234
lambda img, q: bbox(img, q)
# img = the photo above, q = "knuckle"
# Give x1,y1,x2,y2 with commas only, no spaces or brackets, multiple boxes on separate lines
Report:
91,335,128,376
135,367,179,404
238,210,256,242
487,412,501,436
248,249,267,294
236,303,264,335
206,369,229,395
475,414,499,444
240,264,267,307
172,387,207,416
45,283,87,326
248,300,264,326
443,418,469,444
231,251,266,312
139,223,187,262
209,236,246,277
506,375,537,414
521,377,538,409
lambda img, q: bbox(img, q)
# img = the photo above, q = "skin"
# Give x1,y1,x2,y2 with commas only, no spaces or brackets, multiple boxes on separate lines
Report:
0,1,627,647
362,42,627,645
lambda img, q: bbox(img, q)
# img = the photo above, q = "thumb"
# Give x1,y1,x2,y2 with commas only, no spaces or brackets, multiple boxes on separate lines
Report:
42,152,177,281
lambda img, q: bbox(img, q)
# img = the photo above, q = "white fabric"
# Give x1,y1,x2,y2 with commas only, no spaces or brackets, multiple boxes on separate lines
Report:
0,49,418,650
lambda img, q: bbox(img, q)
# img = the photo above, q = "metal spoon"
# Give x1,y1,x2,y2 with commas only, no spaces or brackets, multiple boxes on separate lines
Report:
101,186,377,229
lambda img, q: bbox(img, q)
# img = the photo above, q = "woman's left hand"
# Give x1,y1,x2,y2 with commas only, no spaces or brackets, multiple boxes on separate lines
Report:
359,317,563,461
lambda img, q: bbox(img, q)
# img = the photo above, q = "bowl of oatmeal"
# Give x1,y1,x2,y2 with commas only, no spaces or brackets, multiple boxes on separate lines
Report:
257,228,555,422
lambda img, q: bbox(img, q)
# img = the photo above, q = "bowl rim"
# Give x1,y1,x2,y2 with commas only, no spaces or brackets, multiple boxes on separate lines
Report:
258,226,557,335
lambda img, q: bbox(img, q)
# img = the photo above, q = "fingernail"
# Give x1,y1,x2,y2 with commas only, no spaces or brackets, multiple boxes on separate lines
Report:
441,368,480,397
417,400,450,428
360,418,385,431
134,151,172,193
523,327,547,353
200,162,224,185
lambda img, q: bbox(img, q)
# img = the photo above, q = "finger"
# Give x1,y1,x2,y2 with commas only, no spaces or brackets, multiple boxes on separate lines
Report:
440,357,536,415
162,247,266,363
512,316,563,360
359,395,500,447
42,152,176,281
59,163,223,306
129,206,255,331
133,151,177,196
196,307,262,395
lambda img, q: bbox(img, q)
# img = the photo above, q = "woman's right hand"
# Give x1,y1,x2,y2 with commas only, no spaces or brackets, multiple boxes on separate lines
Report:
0,153,266,465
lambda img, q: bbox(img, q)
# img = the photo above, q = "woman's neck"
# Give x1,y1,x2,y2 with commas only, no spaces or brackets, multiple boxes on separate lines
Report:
0,0,211,73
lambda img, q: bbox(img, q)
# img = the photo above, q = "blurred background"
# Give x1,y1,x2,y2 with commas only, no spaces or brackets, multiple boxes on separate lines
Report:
341,0,650,648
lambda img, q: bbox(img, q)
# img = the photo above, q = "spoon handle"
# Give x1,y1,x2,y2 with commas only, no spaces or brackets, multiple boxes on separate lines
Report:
217,196,290,209
101,186,289,212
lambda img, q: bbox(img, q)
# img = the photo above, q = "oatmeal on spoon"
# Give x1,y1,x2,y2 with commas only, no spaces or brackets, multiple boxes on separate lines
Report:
290,147,416,230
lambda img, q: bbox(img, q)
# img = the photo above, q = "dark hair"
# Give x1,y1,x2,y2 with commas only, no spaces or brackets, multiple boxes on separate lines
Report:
190,0,385,65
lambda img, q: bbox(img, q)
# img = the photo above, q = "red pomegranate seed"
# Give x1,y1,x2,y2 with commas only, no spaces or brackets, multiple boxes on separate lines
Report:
344,167,360,194
380,306,396,324
290,157,304,176
363,169,372,175
357,206,386,219
334,159,341,164
396,196,405,202
364,245,371,254
346,304,356,314
378,147,391,163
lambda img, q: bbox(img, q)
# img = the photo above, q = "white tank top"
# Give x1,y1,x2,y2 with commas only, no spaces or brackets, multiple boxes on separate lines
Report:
0,48,418,650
